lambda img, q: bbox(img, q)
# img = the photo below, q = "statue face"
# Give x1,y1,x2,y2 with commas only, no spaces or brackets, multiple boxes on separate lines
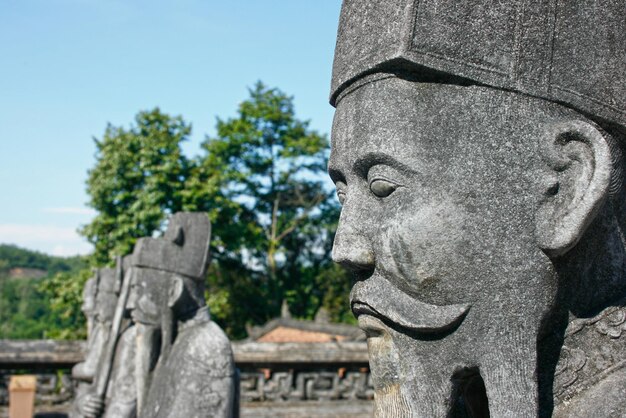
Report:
329,78,556,333
127,268,165,326
94,290,117,323
81,277,97,315
94,269,119,323
329,76,620,417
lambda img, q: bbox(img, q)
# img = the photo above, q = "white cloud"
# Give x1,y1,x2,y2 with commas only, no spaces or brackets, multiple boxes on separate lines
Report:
0,224,76,241
51,244,93,257
42,207,96,216
0,224,93,256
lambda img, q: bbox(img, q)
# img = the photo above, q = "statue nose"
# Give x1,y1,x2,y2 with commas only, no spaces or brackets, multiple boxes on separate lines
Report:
332,229,375,273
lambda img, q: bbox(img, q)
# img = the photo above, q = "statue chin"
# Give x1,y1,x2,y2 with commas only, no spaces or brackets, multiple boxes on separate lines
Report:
358,315,415,417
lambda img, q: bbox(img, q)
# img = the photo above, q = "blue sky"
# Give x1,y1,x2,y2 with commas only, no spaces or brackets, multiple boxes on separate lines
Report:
0,0,342,256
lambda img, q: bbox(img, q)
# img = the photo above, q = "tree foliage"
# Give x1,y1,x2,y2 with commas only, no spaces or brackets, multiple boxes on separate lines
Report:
0,277,52,339
38,268,93,339
81,109,191,265
39,82,352,339
0,245,89,339
187,82,347,336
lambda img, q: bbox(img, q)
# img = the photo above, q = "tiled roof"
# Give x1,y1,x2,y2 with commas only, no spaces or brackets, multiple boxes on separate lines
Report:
256,327,350,343
247,317,365,343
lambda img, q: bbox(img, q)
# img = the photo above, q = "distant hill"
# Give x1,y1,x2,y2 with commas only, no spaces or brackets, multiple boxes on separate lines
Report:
0,244,89,339
0,244,87,278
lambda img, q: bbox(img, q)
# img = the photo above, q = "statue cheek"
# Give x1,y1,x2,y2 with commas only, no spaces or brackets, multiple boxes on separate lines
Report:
138,296,159,318
382,201,469,292
382,211,440,288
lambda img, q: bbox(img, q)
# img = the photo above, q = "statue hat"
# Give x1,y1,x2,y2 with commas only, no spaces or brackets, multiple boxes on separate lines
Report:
331,0,626,130
96,267,117,294
131,212,211,280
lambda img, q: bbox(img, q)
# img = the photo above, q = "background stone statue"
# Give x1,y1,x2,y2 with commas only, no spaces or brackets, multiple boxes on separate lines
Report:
70,267,119,417
129,212,237,418
71,256,138,418
81,275,97,338
328,1,625,417
101,255,137,418
72,272,98,383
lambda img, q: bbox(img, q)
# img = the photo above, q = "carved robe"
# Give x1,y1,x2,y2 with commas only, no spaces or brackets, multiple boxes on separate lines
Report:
142,314,236,418
104,324,137,418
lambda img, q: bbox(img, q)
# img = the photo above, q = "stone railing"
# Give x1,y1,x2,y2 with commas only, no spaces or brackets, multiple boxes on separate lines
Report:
0,340,373,417
236,342,373,403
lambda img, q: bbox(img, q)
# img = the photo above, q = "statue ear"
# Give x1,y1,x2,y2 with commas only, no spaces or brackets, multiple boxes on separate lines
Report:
168,276,185,308
535,121,612,257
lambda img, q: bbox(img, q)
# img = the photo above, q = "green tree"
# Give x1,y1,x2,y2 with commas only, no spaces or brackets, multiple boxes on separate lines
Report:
34,109,193,339
0,245,89,339
80,108,192,265
187,82,349,337
0,277,49,339
40,84,353,340
38,268,93,339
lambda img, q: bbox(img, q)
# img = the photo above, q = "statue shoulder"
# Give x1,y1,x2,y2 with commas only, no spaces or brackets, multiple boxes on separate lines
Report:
181,320,231,350
173,320,235,377
554,366,626,418
554,304,626,417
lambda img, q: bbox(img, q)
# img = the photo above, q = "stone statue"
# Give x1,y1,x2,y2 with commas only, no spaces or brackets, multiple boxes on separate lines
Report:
128,212,237,418
71,267,119,417
101,321,137,418
328,1,625,417
81,274,98,338
71,256,139,418
71,271,99,418
100,255,137,418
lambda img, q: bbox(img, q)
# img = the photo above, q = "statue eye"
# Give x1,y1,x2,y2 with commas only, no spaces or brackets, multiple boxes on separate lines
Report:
369,179,398,198
336,190,346,205
335,182,347,205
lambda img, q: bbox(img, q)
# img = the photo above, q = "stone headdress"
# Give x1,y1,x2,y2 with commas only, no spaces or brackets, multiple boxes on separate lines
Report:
131,212,212,281
96,267,118,294
130,212,212,368
330,0,626,131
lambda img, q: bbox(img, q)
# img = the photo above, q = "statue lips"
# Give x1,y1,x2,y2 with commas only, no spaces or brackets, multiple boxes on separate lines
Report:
350,276,471,333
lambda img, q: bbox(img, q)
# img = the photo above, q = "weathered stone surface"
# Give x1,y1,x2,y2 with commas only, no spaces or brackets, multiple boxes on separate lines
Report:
234,342,369,365
131,211,211,279
240,400,373,418
240,369,373,403
0,341,369,368
0,340,86,369
331,0,626,129
129,212,237,418
0,400,375,418
70,261,132,418
71,268,116,384
62,212,237,417
101,324,136,418
329,1,626,417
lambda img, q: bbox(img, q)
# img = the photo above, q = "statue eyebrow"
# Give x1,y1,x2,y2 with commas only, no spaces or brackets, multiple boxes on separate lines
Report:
328,166,344,185
327,152,346,184
353,152,417,177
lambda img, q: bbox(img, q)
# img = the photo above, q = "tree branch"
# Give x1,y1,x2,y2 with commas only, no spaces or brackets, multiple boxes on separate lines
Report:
275,193,324,242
